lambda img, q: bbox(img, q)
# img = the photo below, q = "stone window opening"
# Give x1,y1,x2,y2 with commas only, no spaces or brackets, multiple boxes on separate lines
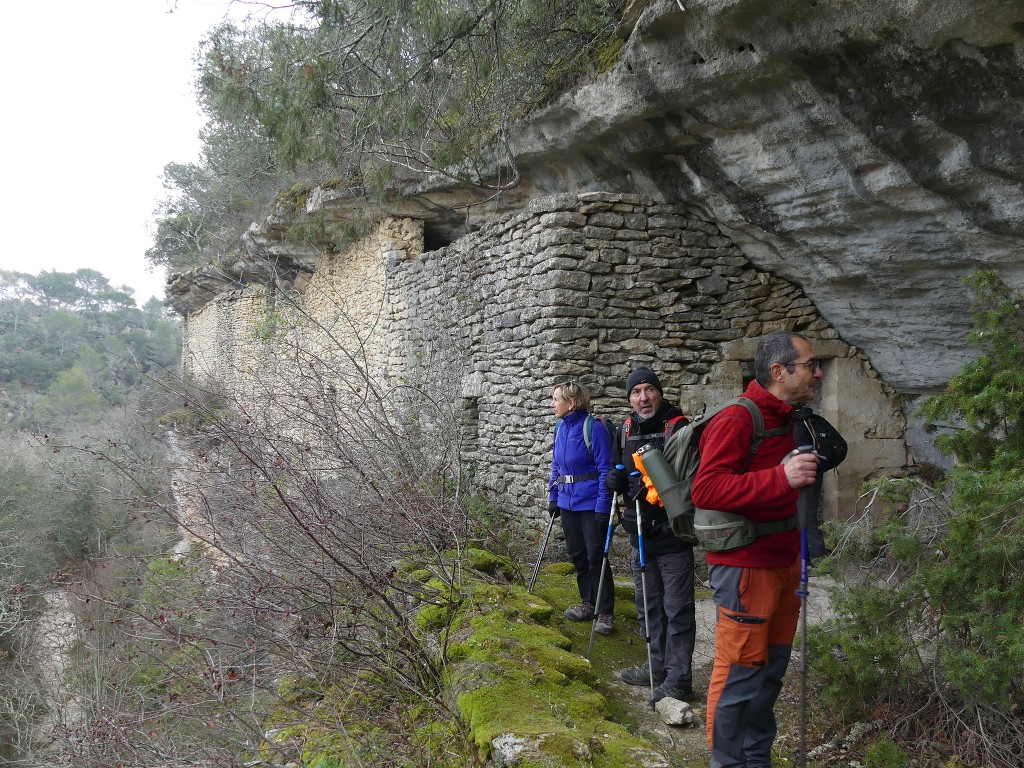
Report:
423,222,458,252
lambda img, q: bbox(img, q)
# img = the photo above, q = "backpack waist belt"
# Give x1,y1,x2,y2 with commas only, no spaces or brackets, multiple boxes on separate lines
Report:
704,514,798,536
556,472,599,484
751,515,798,536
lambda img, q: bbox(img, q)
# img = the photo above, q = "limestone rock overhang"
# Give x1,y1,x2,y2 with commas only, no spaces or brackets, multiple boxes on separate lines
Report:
169,0,1024,394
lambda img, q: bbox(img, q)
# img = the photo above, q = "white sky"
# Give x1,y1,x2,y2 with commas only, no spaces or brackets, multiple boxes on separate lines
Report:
0,0,255,306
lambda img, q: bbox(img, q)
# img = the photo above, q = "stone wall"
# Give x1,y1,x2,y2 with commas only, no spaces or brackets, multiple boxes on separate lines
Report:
183,192,908,524
183,286,269,394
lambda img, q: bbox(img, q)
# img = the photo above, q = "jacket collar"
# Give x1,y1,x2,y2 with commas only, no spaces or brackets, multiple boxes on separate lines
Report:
560,409,588,424
743,380,794,424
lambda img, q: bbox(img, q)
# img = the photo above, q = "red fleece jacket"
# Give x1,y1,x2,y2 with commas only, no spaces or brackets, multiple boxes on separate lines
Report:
691,380,800,568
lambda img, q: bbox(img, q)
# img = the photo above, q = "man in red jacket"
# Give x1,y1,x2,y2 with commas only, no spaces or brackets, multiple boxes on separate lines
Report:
691,331,822,768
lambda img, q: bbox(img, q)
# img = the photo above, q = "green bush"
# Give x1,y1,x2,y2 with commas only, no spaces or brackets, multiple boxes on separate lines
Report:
864,737,909,768
812,271,1024,764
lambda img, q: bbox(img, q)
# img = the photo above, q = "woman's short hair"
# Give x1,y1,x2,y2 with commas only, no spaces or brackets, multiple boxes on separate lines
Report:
554,381,591,412
754,331,807,386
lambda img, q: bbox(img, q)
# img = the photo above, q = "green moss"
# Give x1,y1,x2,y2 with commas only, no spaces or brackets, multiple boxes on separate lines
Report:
407,567,433,582
277,183,312,216
462,547,518,578
257,544,670,767
547,561,578,579
415,575,465,631
594,38,624,73
445,567,667,766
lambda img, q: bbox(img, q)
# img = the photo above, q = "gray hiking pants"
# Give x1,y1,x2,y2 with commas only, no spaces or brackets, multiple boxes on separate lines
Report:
630,546,696,689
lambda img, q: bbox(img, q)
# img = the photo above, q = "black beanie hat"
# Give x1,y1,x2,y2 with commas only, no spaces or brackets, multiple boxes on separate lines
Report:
626,367,663,397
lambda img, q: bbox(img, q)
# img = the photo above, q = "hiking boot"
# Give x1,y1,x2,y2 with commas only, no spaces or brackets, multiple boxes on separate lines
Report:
647,683,696,704
619,664,666,687
594,614,613,635
563,602,593,621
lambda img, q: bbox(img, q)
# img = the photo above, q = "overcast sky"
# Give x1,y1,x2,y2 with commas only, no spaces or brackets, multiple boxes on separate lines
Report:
0,0,253,305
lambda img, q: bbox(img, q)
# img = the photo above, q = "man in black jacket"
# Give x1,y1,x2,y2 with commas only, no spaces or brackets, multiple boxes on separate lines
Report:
606,367,697,703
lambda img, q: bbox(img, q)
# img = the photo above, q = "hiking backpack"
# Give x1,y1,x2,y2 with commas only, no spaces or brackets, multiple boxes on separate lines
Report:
655,397,795,551
554,413,617,462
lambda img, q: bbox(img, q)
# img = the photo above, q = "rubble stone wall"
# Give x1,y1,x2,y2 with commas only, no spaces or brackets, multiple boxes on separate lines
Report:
184,192,907,523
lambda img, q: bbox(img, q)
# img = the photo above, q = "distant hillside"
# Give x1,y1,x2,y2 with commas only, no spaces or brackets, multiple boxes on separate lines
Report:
0,268,179,431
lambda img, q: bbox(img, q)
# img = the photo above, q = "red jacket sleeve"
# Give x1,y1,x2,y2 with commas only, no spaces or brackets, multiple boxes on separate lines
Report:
691,405,796,523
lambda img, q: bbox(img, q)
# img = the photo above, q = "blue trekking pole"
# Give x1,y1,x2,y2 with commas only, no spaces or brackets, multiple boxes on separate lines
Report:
586,466,623,660
793,444,816,768
631,469,656,708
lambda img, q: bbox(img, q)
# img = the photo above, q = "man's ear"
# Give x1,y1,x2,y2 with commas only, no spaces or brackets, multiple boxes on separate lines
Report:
769,361,787,383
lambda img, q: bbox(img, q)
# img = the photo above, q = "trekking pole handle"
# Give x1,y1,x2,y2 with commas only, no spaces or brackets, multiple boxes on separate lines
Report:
783,444,819,462
612,463,626,515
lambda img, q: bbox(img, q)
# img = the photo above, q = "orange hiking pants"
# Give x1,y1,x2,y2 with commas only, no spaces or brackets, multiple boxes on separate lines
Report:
706,560,801,768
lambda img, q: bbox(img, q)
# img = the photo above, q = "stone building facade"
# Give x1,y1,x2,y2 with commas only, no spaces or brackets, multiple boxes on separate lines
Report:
182,192,908,523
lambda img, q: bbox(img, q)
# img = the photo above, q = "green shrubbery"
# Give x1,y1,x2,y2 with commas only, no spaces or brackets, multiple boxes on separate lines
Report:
810,272,1024,765
149,1,630,273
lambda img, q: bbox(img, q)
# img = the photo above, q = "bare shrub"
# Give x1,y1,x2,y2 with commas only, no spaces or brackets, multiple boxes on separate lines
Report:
51,307,503,767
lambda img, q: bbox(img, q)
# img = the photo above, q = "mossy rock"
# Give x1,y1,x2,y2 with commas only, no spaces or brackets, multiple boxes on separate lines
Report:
461,547,519,579
446,565,670,766
415,576,465,630
407,567,434,582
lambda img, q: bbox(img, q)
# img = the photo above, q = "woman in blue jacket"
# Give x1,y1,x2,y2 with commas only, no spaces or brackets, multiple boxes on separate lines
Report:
548,381,615,635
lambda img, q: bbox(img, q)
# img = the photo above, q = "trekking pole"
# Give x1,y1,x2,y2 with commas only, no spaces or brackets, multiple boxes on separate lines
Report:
631,470,656,708
527,511,557,594
586,467,623,659
797,519,810,768
793,444,815,768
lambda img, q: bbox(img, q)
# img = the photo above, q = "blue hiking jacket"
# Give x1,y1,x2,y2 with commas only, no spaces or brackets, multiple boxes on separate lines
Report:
549,409,613,515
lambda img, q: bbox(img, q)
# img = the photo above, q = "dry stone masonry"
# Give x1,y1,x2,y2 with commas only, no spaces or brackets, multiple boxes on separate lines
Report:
170,0,1024,514
182,192,907,525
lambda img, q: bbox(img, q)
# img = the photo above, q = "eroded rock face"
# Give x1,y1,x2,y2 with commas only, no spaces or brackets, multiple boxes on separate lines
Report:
173,0,1024,394
425,0,1024,393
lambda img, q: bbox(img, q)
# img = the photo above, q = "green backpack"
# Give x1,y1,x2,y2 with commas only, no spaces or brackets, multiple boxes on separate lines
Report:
654,397,795,551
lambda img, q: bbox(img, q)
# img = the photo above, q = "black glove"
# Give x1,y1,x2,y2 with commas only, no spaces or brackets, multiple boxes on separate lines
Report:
594,512,610,526
548,500,560,518
606,466,628,494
